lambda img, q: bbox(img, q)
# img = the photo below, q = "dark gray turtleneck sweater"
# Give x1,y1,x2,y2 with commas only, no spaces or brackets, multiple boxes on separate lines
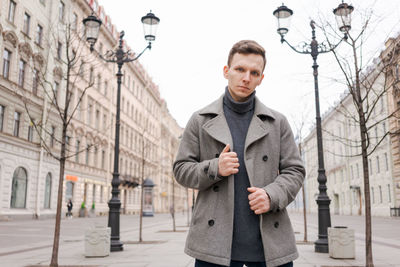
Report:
223,87,265,262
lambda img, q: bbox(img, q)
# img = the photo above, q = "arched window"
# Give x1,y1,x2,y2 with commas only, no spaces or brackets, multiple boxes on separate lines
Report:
44,172,52,209
10,167,28,208
66,181,74,201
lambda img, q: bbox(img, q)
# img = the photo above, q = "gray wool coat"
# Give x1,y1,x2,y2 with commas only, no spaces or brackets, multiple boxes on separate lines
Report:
173,94,305,267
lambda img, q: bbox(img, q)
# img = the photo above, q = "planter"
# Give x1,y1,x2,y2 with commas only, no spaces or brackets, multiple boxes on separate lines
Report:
79,208,87,217
328,226,355,259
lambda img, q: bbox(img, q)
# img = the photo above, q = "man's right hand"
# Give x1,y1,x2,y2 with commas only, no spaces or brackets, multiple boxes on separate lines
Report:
218,144,239,177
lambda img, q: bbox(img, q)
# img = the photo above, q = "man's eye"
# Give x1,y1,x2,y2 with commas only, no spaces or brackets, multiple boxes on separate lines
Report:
236,67,244,72
251,71,260,76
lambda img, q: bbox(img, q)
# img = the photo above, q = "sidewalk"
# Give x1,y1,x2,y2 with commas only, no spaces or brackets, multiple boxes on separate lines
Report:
0,212,399,267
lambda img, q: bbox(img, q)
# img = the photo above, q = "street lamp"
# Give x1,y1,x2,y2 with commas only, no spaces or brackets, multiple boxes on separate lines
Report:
83,11,160,252
273,2,353,253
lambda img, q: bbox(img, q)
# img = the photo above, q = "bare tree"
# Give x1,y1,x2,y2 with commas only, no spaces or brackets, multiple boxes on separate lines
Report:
318,6,400,266
14,19,102,266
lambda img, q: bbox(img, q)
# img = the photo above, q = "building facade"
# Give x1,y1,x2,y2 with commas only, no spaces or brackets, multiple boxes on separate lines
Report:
302,39,399,217
0,0,185,220
384,35,400,210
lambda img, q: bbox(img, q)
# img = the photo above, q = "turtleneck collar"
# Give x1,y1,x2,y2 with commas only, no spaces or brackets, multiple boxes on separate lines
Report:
223,86,255,114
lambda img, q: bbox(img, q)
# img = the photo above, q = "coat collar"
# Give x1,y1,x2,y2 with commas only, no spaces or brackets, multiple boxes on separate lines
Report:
199,93,276,121
199,93,276,149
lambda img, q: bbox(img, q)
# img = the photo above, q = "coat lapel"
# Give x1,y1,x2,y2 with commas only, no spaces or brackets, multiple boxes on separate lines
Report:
245,116,269,150
202,114,233,146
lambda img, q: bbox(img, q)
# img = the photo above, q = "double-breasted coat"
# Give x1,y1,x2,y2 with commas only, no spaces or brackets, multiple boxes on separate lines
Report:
173,94,305,267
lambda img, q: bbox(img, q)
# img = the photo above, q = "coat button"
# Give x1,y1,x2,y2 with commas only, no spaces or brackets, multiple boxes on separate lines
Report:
263,155,268,161
213,186,219,192
204,166,209,174
208,219,215,226
274,222,279,228
215,153,220,158
276,208,280,212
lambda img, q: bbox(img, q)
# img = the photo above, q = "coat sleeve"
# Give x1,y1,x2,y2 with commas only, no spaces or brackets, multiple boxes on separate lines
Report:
173,113,224,191
263,115,305,212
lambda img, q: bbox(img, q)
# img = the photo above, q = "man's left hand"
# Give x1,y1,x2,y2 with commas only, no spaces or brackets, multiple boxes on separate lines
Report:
247,187,271,215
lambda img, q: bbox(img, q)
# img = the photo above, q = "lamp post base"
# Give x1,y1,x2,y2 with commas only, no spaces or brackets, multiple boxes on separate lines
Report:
110,240,124,252
314,238,329,253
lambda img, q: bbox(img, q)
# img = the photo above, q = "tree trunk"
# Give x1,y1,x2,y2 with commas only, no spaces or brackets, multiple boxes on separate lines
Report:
359,117,374,267
302,185,308,242
50,136,67,266
172,178,176,232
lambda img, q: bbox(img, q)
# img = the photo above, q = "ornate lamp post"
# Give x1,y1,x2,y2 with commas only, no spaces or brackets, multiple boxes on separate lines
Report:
83,11,160,252
273,2,353,253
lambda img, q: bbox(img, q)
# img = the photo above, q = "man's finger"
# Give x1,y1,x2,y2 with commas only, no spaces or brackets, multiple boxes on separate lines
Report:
221,144,230,153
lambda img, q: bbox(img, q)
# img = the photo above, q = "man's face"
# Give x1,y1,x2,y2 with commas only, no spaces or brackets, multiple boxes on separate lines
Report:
223,53,265,102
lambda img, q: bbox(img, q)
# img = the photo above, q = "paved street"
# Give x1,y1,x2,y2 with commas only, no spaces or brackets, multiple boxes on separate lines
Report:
0,211,399,267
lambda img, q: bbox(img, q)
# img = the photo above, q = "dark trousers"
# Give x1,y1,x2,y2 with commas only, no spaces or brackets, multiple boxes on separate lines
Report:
195,259,293,267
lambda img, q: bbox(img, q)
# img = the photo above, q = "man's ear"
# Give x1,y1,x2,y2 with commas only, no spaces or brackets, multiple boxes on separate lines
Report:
223,65,229,79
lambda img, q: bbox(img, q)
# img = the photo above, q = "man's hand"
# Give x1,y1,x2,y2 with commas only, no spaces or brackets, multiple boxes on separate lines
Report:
218,144,239,177
247,187,271,214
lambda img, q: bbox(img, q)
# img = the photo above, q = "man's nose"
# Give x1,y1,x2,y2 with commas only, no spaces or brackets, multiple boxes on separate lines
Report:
243,71,251,82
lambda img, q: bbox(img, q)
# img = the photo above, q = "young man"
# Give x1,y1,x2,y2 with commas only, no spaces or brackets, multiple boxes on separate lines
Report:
173,40,305,267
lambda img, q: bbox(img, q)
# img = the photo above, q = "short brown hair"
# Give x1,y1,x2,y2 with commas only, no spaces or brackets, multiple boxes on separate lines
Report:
227,40,266,70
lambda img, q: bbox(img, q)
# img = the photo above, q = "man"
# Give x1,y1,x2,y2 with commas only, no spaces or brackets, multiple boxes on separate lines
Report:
173,40,305,267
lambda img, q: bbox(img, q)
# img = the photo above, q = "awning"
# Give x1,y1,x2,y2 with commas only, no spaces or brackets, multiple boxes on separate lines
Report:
66,175,78,182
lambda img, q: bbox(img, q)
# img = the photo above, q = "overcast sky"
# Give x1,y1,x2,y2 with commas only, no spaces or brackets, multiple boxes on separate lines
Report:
97,0,400,135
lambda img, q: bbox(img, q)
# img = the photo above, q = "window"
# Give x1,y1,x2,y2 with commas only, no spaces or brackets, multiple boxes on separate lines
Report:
18,59,26,87
100,185,104,203
379,185,382,203
72,13,78,31
50,126,55,147
85,145,90,165
97,74,101,90
388,184,391,203
103,114,107,131
104,81,108,96
79,60,85,77
371,187,375,204
65,181,74,201
92,184,96,205
13,111,20,137
376,156,380,173
384,153,389,171
94,147,98,167
89,67,94,84
87,102,92,125
44,173,52,209
57,42,62,59
32,69,39,95
36,25,43,45
10,167,28,208
369,158,372,175
53,81,59,104
75,139,80,162
27,119,34,142
95,109,100,129
8,0,16,23
101,150,105,169
0,105,4,132
23,13,31,35
59,1,65,22
356,163,359,178
3,49,11,79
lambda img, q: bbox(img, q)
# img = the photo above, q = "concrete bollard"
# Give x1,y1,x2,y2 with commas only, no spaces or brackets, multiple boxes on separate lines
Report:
328,226,355,259
84,225,111,257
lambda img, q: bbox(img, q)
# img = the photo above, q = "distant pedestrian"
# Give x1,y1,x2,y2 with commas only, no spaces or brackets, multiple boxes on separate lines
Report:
173,40,305,267
67,199,73,218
